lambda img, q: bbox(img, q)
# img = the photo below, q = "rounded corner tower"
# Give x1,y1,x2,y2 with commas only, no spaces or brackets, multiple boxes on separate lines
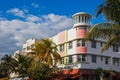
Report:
72,12,92,53
72,12,91,28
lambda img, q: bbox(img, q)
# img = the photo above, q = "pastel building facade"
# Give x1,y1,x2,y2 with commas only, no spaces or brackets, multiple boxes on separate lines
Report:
13,38,41,56
50,12,120,80
12,12,120,80
11,38,42,79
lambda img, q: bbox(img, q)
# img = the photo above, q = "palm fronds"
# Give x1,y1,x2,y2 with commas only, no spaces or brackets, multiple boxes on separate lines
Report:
85,22,120,53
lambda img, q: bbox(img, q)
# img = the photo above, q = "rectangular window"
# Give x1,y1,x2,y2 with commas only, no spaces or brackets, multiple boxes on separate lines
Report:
113,45,119,52
91,55,97,63
91,41,96,48
113,58,119,66
100,42,103,47
77,55,86,63
60,44,64,52
105,57,109,64
77,40,85,47
101,56,103,61
61,57,64,64
27,46,30,50
69,55,73,63
68,41,73,49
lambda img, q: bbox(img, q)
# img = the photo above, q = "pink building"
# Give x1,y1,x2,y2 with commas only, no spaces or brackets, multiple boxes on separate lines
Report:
50,12,120,80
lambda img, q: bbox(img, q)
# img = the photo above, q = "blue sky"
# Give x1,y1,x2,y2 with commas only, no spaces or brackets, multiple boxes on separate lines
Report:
0,0,106,57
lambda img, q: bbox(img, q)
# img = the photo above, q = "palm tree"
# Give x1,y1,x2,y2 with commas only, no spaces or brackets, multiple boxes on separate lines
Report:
30,38,61,66
96,68,116,80
0,62,7,78
96,0,120,23
96,68,109,80
41,38,61,66
1,54,16,78
29,61,52,80
86,23,120,53
14,54,33,79
85,0,120,53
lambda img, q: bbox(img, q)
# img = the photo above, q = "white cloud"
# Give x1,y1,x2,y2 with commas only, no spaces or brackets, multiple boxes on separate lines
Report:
0,13,73,57
32,3,39,8
7,8,27,18
43,14,73,30
26,15,41,23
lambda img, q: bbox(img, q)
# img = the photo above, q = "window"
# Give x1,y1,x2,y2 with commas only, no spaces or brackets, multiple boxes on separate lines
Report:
113,58,119,66
100,42,103,47
91,41,96,48
77,55,86,62
69,55,73,63
91,55,97,63
101,56,103,61
27,46,30,50
105,57,109,64
113,45,119,52
60,44,64,52
61,57,64,64
68,41,73,49
77,40,85,47
31,44,34,49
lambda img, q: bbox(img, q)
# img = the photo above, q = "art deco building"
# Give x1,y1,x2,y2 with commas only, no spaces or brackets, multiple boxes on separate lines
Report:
13,12,120,80
50,12,120,80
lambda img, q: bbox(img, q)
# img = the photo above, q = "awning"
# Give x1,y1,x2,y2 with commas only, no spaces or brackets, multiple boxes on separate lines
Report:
63,69,95,75
63,69,79,74
70,69,95,79
70,74,82,79
70,69,79,74
50,69,96,80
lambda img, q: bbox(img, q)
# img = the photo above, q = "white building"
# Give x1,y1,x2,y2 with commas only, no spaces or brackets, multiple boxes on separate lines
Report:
13,12,120,80
11,38,41,79
50,12,120,80
13,38,41,56
22,38,41,52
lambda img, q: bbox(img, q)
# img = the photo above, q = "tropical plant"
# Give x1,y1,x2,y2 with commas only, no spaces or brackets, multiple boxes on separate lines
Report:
96,68,116,80
86,23,120,53
96,0,120,23
0,63,7,78
0,53,54,80
29,38,61,66
14,54,33,79
0,54,16,78
96,68,107,80
85,0,120,53
29,61,52,80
